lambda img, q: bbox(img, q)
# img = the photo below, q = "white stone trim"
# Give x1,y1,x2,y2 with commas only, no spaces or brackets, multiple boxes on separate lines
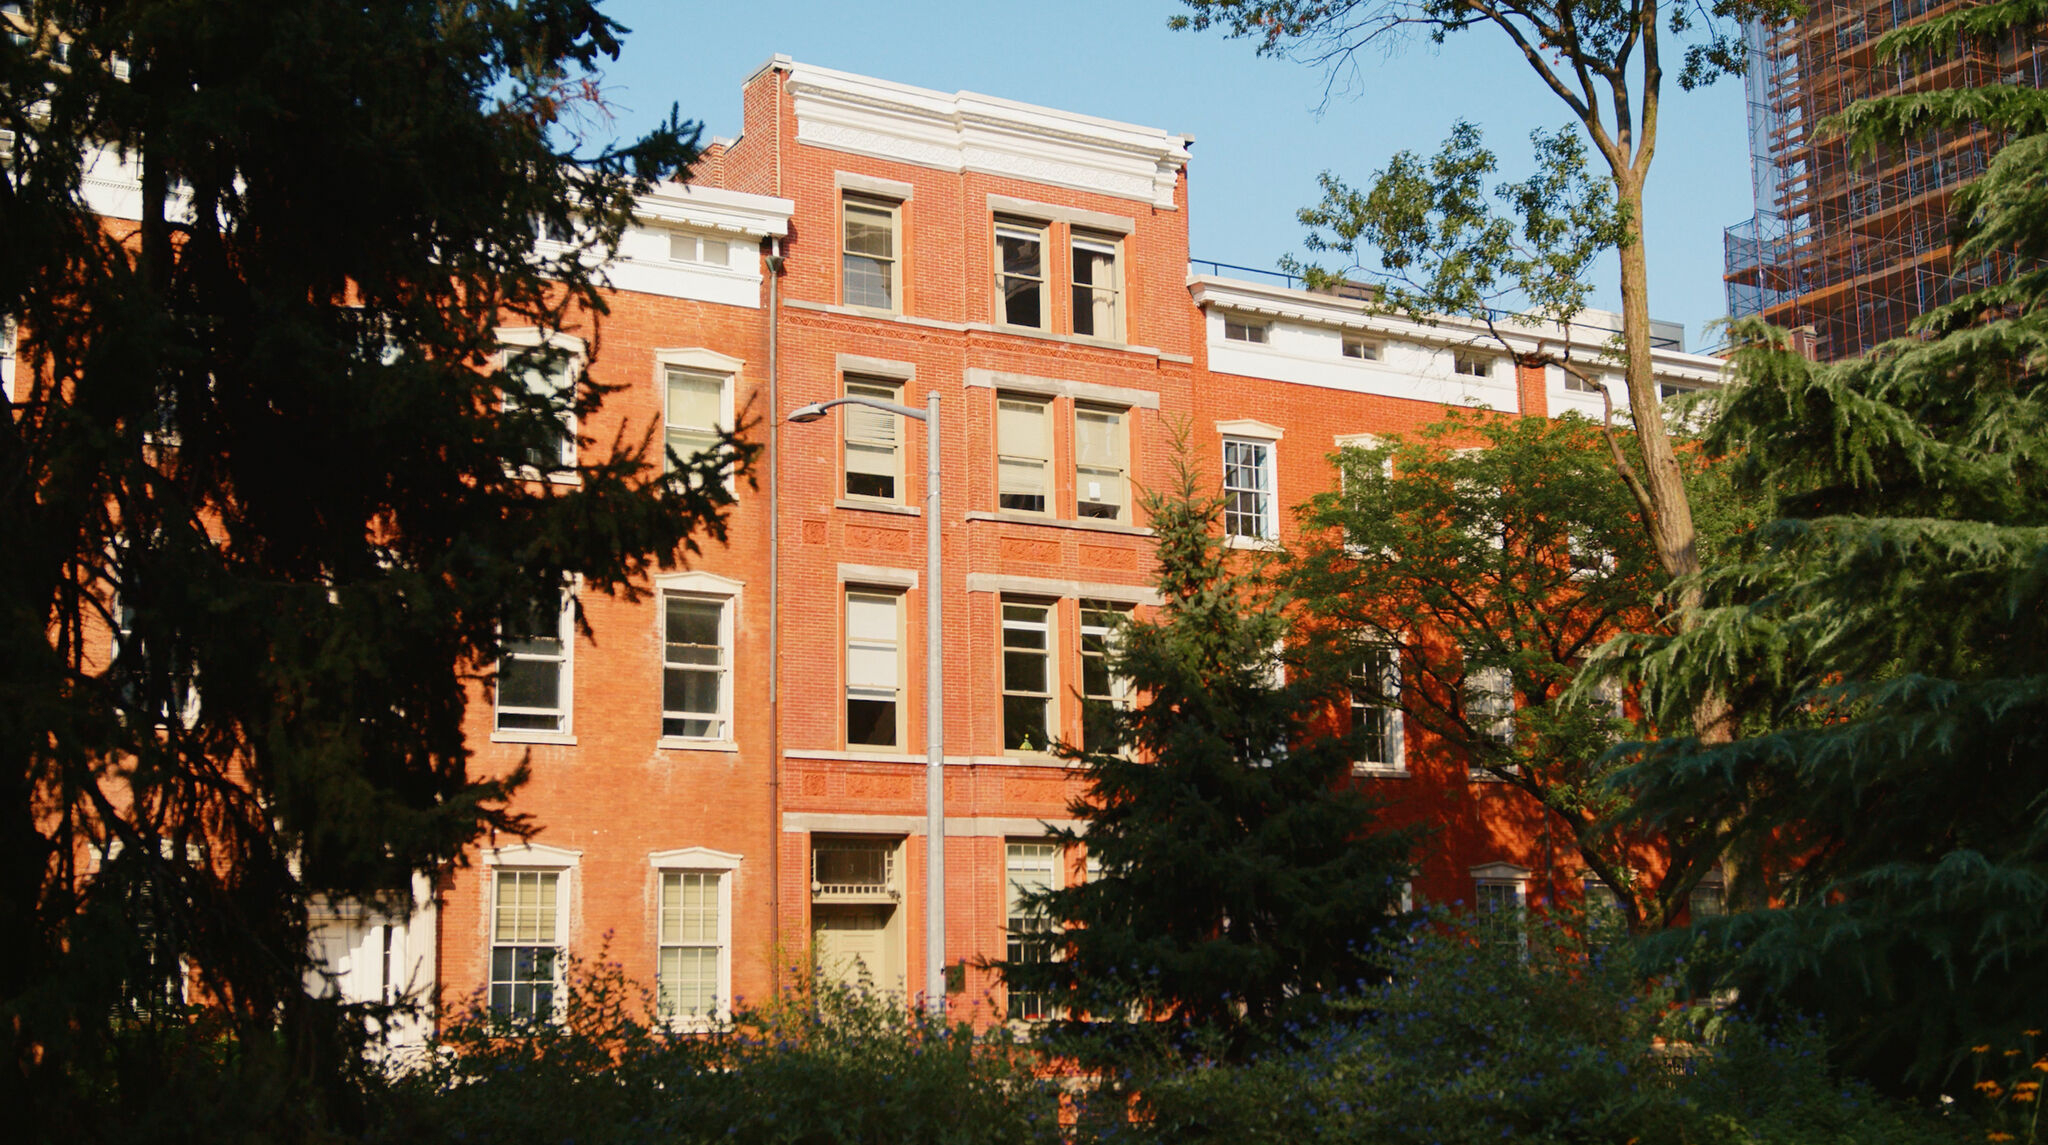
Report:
986,194,1135,234
1216,418,1284,441
653,569,746,595
649,846,743,870
838,563,918,590
836,171,916,201
963,573,1157,605
837,353,917,381
484,842,583,868
963,368,1159,410
782,812,1087,837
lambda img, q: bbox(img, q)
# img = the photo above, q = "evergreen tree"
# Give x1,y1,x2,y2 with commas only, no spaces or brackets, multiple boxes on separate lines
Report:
1612,0,2048,1091
1003,448,1416,1055
1288,412,1753,932
0,1,746,1133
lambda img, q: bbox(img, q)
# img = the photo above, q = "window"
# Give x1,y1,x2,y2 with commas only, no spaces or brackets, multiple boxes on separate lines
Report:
1689,881,1726,920
490,869,562,1019
1341,334,1380,360
1071,232,1121,339
1583,877,1625,942
842,194,899,311
664,366,725,474
662,593,727,740
994,219,1047,329
843,377,903,502
1074,406,1128,521
0,315,15,402
1005,841,1060,1020
1222,438,1275,540
997,396,1051,515
1351,643,1404,774
669,230,731,267
1563,369,1604,394
657,871,724,1020
1001,602,1053,752
505,346,576,470
1453,351,1493,378
497,592,570,734
1475,880,1524,914
1471,864,1529,954
1464,665,1515,774
1079,603,1131,749
1224,316,1269,344
845,591,902,749
811,838,903,993
113,600,199,727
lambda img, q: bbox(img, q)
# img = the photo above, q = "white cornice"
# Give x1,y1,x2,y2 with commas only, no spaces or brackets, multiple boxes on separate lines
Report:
1189,274,1729,386
633,181,792,238
782,59,1190,209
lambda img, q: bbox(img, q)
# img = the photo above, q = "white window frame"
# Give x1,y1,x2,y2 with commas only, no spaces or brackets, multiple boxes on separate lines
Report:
1004,840,1063,1021
845,588,905,751
1070,230,1123,341
1562,368,1608,395
1452,349,1494,378
658,594,732,747
842,375,905,504
996,394,1053,516
842,193,901,313
494,586,574,742
1470,861,1530,952
1,315,15,403
655,348,739,480
1221,435,1277,543
496,327,585,476
667,229,733,269
1078,601,1132,752
648,847,740,1026
1073,404,1129,523
1341,333,1381,361
994,218,1050,331
1223,315,1269,344
1464,664,1516,778
1001,599,1056,755
483,843,580,1023
1351,638,1406,777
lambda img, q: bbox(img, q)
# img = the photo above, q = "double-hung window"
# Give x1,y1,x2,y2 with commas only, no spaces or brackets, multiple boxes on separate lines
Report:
1001,602,1054,752
664,366,725,474
657,871,723,1020
1223,316,1268,344
662,593,727,740
1005,841,1060,1020
997,396,1051,515
1071,232,1121,339
995,219,1047,329
843,377,903,502
497,592,571,735
490,869,562,1019
842,195,900,311
1074,406,1128,521
1079,603,1131,750
505,346,577,471
1464,665,1516,771
1351,643,1405,774
1222,438,1275,540
845,591,902,749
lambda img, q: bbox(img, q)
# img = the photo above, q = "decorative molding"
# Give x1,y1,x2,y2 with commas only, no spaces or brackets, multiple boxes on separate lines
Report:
494,326,588,354
961,510,1150,537
987,194,1134,234
1216,418,1284,441
785,60,1190,208
781,811,1087,837
647,846,743,870
655,346,745,374
838,562,918,589
836,353,916,380
963,572,1157,605
485,842,583,867
962,368,1160,410
835,171,916,201
1469,861,1533,882
652,569,745,595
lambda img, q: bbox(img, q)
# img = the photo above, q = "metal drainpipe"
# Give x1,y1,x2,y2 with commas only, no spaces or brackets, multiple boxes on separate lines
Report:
765,235,785,990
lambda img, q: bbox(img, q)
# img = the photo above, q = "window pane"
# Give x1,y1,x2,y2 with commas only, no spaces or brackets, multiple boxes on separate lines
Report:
846,698,897,746
1003,695,1050,751
844,201,894,257
498,656,561,711
1072,238,1118,338
844,380,900,499
846,593,900,748
998,398,1049,513
668,368,722,430
996,224,1044,328
700,238,729,265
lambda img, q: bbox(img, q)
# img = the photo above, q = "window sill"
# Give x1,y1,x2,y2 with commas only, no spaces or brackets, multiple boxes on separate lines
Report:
963,510,1150,536
836,498,920,517
1224,534,1280,551
1468,767,1521,783
658,738,739,753
968,321,1147,356
492,730,578,746
1353,765,1411,778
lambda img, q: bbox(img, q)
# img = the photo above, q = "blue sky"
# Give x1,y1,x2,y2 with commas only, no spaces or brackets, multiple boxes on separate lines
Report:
590,1,1755,352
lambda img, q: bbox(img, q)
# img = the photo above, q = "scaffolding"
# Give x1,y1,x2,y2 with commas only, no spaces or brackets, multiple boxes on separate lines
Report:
1723,0,2045,361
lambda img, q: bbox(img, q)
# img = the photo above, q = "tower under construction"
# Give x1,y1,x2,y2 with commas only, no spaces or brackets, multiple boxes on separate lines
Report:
1723,1,2045,361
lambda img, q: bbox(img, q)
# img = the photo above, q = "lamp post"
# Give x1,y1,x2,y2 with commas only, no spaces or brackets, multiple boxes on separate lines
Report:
786,391,946,1016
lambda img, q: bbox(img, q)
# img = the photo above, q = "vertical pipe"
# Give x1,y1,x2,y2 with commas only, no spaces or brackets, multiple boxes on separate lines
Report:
924,390,945,1016
766,236,784,988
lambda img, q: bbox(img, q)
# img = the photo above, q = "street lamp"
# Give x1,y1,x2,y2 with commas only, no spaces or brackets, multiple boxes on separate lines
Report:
786,391,947,1016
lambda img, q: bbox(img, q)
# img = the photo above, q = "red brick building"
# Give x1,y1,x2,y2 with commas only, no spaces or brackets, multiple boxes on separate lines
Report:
289,57,1732,1033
